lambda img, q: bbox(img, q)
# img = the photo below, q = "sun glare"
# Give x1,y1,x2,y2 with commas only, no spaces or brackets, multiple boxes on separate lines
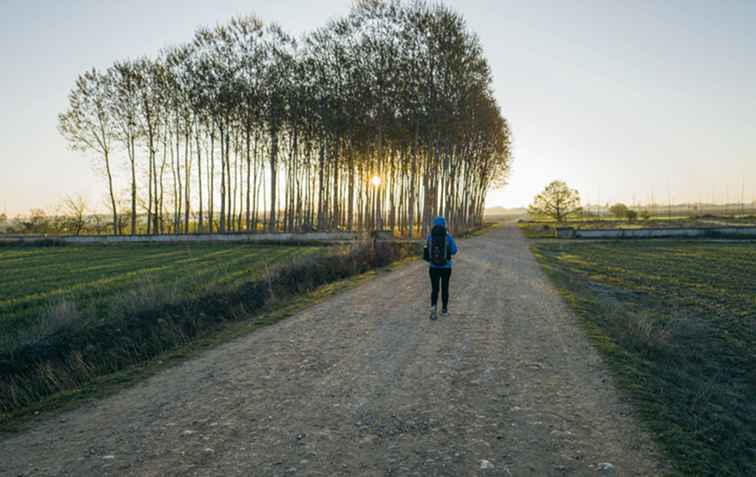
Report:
371,175,382,186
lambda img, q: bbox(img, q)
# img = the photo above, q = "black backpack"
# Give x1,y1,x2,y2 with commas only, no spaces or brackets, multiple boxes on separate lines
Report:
429,225,449,266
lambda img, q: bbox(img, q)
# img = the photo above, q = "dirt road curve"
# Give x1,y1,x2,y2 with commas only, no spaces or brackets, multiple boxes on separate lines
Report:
1,226,667,477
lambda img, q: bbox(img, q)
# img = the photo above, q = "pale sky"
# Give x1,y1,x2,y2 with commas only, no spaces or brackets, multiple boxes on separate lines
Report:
1,0,755,216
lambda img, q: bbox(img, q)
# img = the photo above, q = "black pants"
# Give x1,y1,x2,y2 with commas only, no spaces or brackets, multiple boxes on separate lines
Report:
429,267,452,308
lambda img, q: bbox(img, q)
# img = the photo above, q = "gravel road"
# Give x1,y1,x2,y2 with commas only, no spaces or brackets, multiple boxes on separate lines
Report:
0,226,667,476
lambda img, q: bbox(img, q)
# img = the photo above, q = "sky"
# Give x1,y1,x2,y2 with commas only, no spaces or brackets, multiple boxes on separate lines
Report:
1,0,755,215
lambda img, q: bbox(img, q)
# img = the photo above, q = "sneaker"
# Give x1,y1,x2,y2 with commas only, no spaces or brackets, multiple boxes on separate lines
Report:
441,308,449,317
430,306,438,321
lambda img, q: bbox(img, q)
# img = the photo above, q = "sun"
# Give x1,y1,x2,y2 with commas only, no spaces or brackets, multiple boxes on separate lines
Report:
371,175,382,186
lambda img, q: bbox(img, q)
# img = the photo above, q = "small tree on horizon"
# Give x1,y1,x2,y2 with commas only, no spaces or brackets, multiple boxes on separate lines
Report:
528,181,582,223
19,209,51,234
609,203,640,222
609,203,629,219
61,194,89,236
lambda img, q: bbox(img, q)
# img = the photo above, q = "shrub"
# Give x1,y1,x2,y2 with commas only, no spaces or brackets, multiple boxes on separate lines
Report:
609,203,629,219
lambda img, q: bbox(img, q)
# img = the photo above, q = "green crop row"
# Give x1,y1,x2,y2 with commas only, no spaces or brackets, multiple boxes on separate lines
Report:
0,241,419,415
0,243,319,343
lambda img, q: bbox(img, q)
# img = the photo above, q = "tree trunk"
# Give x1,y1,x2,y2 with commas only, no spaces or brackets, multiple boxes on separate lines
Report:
103,149,118,235
209,128,215,233
196,119,203,233
147,140,153,235
129,137,137,235
184,128,191,234
219,121,226,233
245,126,251,231
151,127,159,234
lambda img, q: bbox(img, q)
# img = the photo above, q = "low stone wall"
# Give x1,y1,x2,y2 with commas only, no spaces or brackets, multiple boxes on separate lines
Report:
555,227,756,239
0,232,361,245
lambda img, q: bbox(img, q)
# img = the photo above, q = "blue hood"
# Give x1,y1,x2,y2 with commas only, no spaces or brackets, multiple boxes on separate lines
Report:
433,216,447,228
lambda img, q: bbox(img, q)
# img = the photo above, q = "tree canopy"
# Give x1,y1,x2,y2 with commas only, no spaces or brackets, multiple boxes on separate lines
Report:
58,1,512,236
528,181,582,222
609,203,629,218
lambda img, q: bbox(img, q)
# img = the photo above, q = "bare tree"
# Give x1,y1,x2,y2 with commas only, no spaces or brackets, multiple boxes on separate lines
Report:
58,69,119,234
528,181,582,223
110,61,142,235
59,1,512,236
61,194,88,235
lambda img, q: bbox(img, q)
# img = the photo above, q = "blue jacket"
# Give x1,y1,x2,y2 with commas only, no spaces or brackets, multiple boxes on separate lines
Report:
425,216,458,269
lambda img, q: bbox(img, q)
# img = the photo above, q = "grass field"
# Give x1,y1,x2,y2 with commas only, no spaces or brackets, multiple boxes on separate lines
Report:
0,243,320,349
518,215,756,239
0,241,417,414
532,241,756,476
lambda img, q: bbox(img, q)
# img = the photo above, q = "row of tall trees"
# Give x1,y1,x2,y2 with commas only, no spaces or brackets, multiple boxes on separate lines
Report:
58,1,511,237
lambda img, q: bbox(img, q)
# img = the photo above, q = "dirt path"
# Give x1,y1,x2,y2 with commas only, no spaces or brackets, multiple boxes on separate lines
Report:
0,226,667,476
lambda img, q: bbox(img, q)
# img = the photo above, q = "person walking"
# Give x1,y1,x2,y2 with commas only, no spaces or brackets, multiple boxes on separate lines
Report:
423,216,458,320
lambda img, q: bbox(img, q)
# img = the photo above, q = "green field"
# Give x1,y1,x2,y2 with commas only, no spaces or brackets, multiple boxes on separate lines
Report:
532,241,756,476
0,243,320,350
0,240,415,414
518,215,756,239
